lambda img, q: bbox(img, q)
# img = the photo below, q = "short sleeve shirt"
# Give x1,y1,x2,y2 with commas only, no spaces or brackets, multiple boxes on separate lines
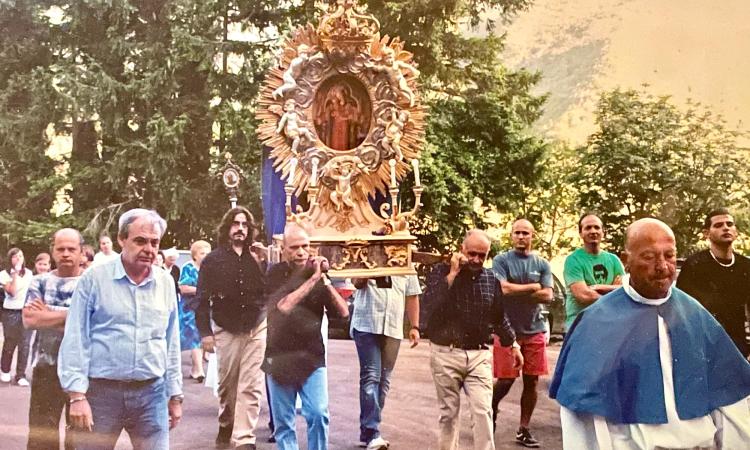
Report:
563,248,624,329
25,271,81,367
350,275,422,339
492,251,553,336
1,269,33,310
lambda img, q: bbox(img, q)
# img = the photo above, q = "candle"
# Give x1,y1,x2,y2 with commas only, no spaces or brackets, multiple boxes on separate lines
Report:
411,159,421,187
310,157,319,186
389,159,397,188
288,158,297,184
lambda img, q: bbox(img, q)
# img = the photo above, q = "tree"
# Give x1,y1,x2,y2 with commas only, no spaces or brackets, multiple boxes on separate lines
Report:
0,1,67,251
573,87,749,254
28,0,292,247
1,0,546,254
359,1,547,251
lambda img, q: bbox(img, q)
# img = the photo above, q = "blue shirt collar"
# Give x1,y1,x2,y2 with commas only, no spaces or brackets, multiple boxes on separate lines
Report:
112,256,154,287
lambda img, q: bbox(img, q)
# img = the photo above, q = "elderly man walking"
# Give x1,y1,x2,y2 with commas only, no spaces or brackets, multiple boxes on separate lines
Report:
550,218,750,449
58,209,183,450
262,224,350,450
423,229,522,450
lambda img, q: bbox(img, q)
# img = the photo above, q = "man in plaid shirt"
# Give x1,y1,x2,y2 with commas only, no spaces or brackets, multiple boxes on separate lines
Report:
424,229,523,450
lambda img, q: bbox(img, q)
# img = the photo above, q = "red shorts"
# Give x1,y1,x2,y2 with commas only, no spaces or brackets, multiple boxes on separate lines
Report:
493,332,548,379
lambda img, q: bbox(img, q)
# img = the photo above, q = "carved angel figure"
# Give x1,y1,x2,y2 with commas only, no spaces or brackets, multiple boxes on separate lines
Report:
323,156,368,211
373,47,420,106
377,108,410,161
275,99,316,155
273,44,319,100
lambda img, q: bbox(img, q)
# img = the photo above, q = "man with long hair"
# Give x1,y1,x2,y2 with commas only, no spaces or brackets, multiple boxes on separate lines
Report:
196,207,267,450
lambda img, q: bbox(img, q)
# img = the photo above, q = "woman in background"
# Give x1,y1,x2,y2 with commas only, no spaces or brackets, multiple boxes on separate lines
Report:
0,248,33,386
178,241,210,382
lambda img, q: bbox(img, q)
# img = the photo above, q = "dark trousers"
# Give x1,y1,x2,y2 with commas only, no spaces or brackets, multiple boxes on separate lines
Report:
1,308,31,378
27,364,73,450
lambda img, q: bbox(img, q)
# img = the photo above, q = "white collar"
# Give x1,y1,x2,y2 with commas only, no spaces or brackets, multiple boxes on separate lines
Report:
622,274,671,306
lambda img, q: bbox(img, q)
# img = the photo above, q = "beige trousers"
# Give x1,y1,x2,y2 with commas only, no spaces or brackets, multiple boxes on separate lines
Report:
430,343,495,450
214,320,267,447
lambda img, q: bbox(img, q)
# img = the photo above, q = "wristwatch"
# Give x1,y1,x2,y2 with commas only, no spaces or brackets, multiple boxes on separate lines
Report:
170,394,185,404
410,326,421,333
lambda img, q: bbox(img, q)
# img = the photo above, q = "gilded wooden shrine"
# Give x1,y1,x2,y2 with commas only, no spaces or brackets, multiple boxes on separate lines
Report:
257,0,426,277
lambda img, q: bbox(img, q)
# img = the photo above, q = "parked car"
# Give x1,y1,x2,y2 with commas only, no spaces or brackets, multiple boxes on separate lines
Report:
540,273,566,339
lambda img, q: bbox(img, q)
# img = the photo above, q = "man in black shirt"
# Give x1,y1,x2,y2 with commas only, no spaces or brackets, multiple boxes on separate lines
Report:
196,207,267,450
423,229,522,450
262,223,349,450
676,208,750,359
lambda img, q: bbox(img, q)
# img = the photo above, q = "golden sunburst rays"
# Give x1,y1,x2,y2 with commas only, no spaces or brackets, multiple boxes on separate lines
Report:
256,11,426,207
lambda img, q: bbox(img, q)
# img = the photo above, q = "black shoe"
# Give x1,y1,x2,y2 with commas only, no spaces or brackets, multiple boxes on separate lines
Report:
515,427,540,448
192,375,205,383
267,435,276,443
216,426,233,448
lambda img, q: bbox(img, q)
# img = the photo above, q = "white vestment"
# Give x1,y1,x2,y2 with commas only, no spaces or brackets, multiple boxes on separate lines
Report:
560,277,750,450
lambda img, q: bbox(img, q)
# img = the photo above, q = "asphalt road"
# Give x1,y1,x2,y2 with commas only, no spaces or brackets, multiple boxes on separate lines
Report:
0,337,563,450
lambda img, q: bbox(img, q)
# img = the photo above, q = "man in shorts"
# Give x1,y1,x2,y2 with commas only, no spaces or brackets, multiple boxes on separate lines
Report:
491,219,553,448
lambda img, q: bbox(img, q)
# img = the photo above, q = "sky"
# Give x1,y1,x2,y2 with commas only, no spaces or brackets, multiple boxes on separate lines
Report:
496,0,750,145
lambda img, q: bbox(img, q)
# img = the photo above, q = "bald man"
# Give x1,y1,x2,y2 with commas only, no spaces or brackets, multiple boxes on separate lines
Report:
550,218,750,449
261,224,349,450
23,228,84,449
491,219,553,447
423,229,522,450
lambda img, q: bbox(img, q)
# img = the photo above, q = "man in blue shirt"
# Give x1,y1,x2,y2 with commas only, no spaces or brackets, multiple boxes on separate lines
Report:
58,209,183,450
491,219,553,448
350,274,421,450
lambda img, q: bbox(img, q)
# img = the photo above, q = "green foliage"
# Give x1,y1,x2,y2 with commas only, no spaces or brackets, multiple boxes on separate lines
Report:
573,87,750,254
364,1,547,251
0,2,65,251
0,0,547,257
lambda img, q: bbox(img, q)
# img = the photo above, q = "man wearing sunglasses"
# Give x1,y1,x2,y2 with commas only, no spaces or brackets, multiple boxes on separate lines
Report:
423,229,522,450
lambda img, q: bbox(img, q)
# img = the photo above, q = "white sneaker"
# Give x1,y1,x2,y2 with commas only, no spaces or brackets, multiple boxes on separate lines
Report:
16,377,30,387
366,437,390,450
0,372,10,383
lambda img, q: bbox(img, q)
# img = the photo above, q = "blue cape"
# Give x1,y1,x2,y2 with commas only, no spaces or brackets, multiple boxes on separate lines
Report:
549,287,750,424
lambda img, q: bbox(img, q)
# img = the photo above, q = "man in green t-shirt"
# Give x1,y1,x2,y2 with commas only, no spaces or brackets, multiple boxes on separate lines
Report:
563,214,625,329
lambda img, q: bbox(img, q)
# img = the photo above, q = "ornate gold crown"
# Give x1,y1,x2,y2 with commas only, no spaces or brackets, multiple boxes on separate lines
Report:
317,0,380,53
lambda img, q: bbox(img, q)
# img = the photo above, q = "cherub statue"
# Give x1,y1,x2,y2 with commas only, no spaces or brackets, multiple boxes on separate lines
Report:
373,47,420,107
323,156,368,211
273,44,319,100
275,99,316,155
377,108,410,161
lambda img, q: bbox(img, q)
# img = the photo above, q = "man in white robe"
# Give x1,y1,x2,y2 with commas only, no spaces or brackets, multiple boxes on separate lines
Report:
550,218,750,450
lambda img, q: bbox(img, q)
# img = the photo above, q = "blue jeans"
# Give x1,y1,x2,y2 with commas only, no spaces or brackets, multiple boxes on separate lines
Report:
352,329,401,443
74,377,168,450
267,367,329,450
